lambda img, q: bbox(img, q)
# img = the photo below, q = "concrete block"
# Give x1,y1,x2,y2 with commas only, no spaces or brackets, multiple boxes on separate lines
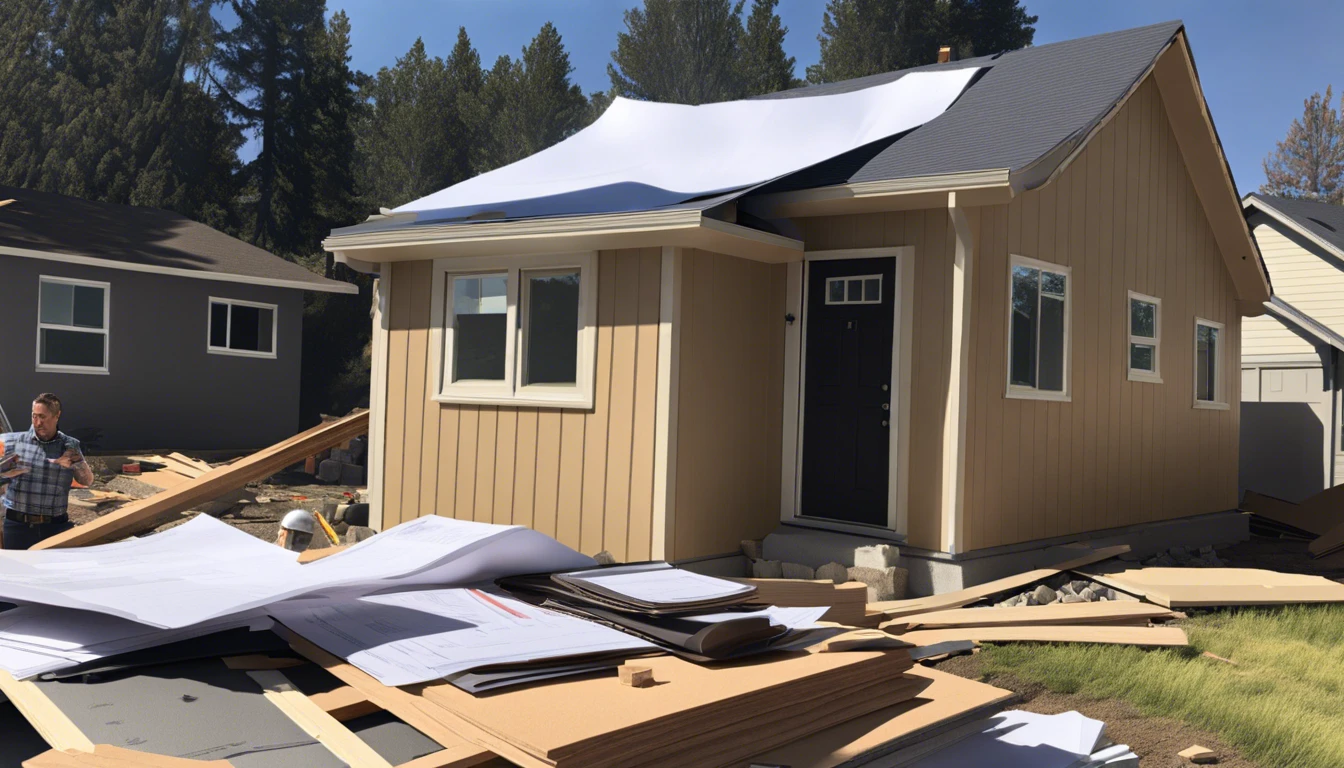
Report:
339,462,366,486
752,559,784,578
781,562,815,580
740,539,764,560
329,448,349,464
619,665,655,688
317,459,342,484
815,562,848,584
348,436,368,463
847,566,908,602
853,544,899,569
345,525,374,544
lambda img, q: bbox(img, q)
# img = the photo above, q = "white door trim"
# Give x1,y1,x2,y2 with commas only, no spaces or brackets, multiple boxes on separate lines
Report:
781,246,915,538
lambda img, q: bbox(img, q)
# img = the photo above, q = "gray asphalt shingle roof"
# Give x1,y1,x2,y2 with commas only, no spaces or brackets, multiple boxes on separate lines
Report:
1245,193,1344,258
0,185,353,292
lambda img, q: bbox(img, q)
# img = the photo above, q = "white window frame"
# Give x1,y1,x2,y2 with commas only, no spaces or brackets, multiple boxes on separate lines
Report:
1193,316,1228,410
823,274,883,305
1005,254,1071,402
36,275,110,375
1127,291,1162,383
429,252,598,409
207,297,279,359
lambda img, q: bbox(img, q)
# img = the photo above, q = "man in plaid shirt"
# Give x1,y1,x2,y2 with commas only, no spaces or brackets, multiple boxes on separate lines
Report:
0,393,94,550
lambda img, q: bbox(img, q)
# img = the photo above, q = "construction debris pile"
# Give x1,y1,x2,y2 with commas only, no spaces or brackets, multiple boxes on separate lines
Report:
3,412,1344,765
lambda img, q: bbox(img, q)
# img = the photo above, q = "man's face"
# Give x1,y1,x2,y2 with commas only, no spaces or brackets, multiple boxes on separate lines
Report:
31,403,58,440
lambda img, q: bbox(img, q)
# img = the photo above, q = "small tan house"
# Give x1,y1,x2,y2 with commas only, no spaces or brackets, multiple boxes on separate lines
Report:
325,21,1269,566
1240,194,1344,502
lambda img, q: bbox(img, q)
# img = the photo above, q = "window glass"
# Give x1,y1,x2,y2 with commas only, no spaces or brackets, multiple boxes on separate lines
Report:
72,286,104,328
41,329,104,368
39,281,74,325
1131,300,1156,338
1130,344,1155,372
847,279,862,302
1196,324,1218,401
1009,265,1039,387
210,303,229,347
1039,293,1065,390
827,279,845,303
453,275,508,381
231,305,261,351
864,278,880,302
256,308,274,353
524,271,580,385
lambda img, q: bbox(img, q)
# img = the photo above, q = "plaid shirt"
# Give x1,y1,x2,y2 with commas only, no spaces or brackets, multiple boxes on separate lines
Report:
1,429,81,518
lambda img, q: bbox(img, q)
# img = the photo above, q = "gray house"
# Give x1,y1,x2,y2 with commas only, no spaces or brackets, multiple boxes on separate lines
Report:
0,186,355,451
1240,194,1344,502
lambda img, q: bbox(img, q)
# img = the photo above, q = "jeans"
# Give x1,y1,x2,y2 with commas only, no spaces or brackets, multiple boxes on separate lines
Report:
2,516,73,550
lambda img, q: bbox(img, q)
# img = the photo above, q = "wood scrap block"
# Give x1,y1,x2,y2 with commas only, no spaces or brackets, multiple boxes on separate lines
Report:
247,669,394,768
1178,744,1217,763
308,686,381,721
618,665,654,688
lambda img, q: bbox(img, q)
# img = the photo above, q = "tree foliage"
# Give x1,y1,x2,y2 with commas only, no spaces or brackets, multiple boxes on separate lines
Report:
480,22,588,169
808,0,1035,83
1262,86,1344,203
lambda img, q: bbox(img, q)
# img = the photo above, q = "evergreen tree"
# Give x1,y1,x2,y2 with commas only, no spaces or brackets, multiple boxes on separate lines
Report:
0,0,58,189
739,0,801,95
807,0,945,84
609,0,746,105
946,0,1035,59
444,27,485,184
1261,86,1344,203
481,23,587,170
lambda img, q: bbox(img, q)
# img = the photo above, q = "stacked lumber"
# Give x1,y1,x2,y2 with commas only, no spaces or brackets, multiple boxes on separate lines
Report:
34,411,368,549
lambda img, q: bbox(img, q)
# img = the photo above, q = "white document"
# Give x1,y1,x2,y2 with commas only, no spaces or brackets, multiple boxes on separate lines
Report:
910,710,1109,768
0,514,594,630
271,588,656,687
564,563,753,605
683,606,828,629
395,67,982,221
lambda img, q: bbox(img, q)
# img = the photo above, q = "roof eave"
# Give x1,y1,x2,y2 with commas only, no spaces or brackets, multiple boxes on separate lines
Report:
744,170,1014,218
1243,194,1344,266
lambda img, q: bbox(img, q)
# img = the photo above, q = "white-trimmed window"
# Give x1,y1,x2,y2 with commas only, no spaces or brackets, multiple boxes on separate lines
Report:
1194,317,1226,409
37,276,109,374
208,298,277,358
825,274,882,305
1127,291,1161,383
1006,255,1070,400
431,252,597,408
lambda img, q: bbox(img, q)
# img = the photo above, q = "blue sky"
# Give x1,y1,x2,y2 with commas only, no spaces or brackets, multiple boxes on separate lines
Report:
278,0,1343,193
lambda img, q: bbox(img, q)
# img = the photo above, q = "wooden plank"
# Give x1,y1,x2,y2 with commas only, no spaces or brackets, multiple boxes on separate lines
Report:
1077,564,1344,608
298,544,350,563
0,670,95,752
1243,488,1341,537
309,686,382,722
167,453,214,474
1310,520,1344,557
869,545,1130,619
280,631,496,767
881,601,1177,633
25,745,232,767
129,456,206,479
895,624,1189,647
37,411,369,549
248,669,395,768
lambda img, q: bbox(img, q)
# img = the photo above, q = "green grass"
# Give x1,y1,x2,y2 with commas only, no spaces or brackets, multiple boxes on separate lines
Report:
978,605,1344,768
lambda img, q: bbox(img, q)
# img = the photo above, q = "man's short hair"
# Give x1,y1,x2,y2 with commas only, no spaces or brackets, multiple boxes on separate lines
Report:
33,393,62,414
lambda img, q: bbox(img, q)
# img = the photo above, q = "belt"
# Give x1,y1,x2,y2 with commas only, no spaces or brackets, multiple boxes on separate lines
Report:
5,510,68,525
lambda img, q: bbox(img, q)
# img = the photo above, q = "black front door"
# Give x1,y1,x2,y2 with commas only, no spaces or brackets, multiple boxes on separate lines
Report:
800,257,896,527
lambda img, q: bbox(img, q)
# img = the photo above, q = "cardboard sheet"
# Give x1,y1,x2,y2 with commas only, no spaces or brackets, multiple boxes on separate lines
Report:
396,68,981,221
893,625,1189,648
1077,564,1344,608
882,602,1176,632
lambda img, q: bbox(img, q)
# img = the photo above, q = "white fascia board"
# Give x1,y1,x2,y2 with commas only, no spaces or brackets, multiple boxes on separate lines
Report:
0,245,358,294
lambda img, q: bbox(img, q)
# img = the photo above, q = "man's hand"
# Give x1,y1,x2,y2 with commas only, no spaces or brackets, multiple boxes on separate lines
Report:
51,448,94,486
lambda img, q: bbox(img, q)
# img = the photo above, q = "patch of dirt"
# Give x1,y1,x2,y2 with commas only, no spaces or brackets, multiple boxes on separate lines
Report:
932,653,1259,767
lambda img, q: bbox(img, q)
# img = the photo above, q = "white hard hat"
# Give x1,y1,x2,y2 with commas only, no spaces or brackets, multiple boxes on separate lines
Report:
280,509,315,535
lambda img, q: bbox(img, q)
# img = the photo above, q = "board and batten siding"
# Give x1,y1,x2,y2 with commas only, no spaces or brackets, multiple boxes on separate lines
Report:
379,249,663,562
792,210,958,551
672,249,788,560
962,75,1240,551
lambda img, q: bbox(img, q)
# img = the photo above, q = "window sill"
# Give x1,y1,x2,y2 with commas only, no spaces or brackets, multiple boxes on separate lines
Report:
432,390,594,410
35,365,109,376
1005,387,1071,403
208,347,277,360
1193,399,1230,411
1127,371,1163,384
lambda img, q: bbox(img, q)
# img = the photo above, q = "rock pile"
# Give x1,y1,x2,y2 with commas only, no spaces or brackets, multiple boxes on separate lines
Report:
1140,545,1224,568
994,574,1140,607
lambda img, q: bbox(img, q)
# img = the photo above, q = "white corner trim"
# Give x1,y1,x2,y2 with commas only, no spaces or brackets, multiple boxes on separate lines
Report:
942,195,974,555
0,244,358,294
652,246,682,560
779,261,803,523
367,273,390,532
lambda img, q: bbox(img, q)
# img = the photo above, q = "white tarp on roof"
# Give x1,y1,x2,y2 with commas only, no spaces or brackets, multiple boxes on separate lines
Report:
396,67,981,222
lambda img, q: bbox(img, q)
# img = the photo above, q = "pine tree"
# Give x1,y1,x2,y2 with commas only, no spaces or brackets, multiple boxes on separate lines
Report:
945,0,1035,59
1261,87,1344,203
481,23,587,170
739,0,801,95
445,27,485,184
609,0,746,105
0,0,58,189
807,0,946,84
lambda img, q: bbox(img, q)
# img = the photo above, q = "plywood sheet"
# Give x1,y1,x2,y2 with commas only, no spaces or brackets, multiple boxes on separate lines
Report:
1078,564,1344,608
1242,490,1339,537
733,666,1013,768
893,625,1189,647
869,545,1131,620
882,601,1177,632
1309,519,1344,557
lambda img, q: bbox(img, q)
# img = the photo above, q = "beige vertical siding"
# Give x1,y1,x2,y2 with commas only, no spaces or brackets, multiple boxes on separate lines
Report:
672,249,787,560
380,248,663,561
792,211,957,551
961,76,1241,551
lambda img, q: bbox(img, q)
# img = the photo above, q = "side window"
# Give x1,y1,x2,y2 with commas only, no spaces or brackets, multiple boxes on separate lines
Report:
37,276,109,373
1194,318,1226,408
209,298,277,358
1128,292,1161,383
1007,255,1070,400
